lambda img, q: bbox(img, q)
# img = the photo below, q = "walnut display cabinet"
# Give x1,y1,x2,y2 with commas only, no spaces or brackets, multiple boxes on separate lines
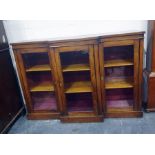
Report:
12,32,144,122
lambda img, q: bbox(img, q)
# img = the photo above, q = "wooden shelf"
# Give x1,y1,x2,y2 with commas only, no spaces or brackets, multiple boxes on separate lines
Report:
26,64,51,72
105,78,134,89
104,59,133,67
62,64,90,72
107,107,133,112
64,81,92,93
107,99,133,109
30,81,54,92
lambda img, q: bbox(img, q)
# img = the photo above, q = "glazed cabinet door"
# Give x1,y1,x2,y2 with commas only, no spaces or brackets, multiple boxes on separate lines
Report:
14,47,61,119
99,40,140,116
54,45,99,119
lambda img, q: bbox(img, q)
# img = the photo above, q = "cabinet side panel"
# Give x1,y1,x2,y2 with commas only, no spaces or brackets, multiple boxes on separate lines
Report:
148,77,155,110
14,51,32,112
133,40,140,110
14,51,33,112
146,21,154,71
138,39,144,110
151,21,155,71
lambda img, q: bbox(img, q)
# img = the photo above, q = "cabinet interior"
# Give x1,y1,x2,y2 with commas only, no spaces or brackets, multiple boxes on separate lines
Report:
106,88,134,110
31,92,57,111
103,45,134,110
66,93,93,112
22,52,51,72
59,50,95,113
60,51,90,71
22,52,57,112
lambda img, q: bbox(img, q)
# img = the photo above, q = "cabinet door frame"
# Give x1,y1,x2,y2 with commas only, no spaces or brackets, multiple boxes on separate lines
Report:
14,47,61,114
54,44,98,115
99,40,140,112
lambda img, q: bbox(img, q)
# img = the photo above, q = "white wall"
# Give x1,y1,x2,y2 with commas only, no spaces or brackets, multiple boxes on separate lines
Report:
4,20,148,69
4,20,147,45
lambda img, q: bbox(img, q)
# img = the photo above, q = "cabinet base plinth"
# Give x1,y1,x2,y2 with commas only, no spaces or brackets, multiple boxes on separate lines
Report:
105,111,143,118
60,115,103,123
27,112,60,120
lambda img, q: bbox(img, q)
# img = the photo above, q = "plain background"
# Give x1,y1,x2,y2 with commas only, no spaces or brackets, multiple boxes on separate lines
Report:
4,20,147,44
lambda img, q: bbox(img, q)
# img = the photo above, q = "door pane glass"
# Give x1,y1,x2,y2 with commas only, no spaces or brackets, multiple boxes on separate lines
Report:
22,52,57,112
106,88,134,109
60,51,89,67
66,93,93,112
22,52,50,71
59,49,94,113
104,45,134,61
103,45,134,110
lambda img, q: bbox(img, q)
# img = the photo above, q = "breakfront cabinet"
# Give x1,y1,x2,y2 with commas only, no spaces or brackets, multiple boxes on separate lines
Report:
12,32,144,122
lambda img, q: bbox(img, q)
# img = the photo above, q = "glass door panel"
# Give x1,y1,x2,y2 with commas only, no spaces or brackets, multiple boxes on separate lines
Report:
21,51,58,112
56,45,97,114
102,44,135,111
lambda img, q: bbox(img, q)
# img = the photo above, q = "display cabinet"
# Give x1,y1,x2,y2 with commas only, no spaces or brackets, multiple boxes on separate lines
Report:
12,32,144,122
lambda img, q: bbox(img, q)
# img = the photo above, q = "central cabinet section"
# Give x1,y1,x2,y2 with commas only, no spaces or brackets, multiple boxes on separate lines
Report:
54,45,100,122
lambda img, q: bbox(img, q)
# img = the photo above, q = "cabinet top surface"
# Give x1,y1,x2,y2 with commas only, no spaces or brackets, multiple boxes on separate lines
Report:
11,31,145,49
